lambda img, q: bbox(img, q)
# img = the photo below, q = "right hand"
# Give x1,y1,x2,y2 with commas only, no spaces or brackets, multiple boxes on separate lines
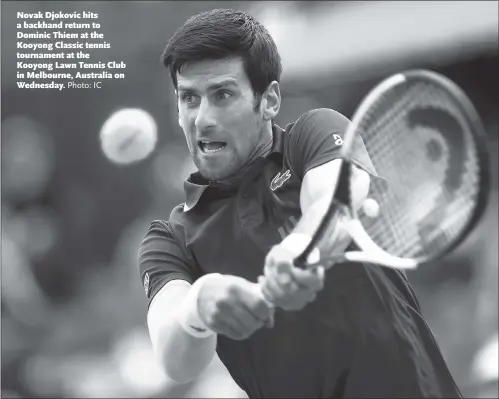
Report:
197,274,275,340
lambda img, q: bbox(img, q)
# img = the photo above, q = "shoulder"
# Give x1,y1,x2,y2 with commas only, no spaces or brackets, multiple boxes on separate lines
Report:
286,108,350,135
140,204,186,245
139,220,175,253
142,219,171,237
282,108,350,178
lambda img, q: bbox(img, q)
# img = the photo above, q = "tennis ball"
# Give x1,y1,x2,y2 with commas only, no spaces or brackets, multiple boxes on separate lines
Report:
99,108,157,165
362,198,380,218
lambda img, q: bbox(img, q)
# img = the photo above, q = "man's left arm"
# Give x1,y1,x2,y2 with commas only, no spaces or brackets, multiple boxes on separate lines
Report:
293,158,370,240
261,108,377,310
285,108,380,244
260,160,371,310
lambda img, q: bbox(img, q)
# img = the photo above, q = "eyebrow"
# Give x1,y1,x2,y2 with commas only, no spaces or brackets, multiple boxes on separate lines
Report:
177,78,239,92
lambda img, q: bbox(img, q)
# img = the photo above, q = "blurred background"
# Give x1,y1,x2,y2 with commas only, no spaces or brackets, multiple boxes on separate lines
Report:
1,1,498,398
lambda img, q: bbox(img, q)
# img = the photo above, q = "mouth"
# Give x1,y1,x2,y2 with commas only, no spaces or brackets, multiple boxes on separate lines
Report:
198,140,227,154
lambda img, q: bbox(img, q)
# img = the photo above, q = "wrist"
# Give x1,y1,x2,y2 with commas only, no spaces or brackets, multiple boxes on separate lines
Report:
178,273,221,338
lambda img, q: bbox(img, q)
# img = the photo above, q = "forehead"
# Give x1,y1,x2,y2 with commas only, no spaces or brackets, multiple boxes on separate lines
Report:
176,56,250,91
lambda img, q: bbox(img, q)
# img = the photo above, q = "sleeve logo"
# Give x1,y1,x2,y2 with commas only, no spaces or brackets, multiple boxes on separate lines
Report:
333,134,343,145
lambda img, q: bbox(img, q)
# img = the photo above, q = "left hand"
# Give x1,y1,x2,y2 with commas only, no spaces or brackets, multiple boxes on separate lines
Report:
259,243,325,311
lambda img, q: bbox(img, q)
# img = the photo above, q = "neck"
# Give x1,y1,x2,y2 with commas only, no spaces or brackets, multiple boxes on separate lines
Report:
216,129,273,186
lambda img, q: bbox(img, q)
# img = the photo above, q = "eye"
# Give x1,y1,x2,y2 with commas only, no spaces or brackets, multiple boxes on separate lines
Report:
180,92,198,105
216,90,232,100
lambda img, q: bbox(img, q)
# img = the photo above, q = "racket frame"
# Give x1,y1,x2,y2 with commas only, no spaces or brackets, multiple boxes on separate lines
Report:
294,70,491,270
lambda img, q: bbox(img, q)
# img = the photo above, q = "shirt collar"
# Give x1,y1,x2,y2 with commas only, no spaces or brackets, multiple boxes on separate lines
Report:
183,124,285,212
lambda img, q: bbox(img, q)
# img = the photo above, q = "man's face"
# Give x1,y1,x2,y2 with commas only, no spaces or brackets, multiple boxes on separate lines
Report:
176,57,268,182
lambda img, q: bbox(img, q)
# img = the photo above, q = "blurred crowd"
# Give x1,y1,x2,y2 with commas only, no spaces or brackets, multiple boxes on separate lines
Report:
1,1,498,398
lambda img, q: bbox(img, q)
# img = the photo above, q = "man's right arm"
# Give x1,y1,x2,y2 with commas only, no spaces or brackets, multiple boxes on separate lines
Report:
140,220,216,383
140,220,273,383
147,279,217,384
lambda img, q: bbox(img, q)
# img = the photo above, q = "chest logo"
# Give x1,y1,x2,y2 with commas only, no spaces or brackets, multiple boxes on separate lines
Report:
270,169,291,191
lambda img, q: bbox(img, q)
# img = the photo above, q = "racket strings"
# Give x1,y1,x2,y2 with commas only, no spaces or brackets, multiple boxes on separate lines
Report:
369,150,479,257
370,149,477,254
359,85,439,255
357,81,481,259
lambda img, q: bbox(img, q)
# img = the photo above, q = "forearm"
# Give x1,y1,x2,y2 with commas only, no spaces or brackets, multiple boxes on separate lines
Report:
294,164,370,234
293,196,331,237
154,318,217,383
147,280,217,383
288,165,370,254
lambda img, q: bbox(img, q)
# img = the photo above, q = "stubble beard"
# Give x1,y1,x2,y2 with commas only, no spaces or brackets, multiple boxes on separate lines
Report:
190,99,269,183
194,125,270,184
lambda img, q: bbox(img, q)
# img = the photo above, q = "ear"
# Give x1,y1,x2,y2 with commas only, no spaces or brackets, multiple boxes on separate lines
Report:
261,81,281,121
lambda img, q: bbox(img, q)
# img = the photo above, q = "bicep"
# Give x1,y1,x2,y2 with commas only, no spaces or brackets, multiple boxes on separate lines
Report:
300,159,370,213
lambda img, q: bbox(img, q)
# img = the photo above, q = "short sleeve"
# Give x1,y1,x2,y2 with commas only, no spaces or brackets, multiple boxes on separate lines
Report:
138,220,195,307
287,108,379,179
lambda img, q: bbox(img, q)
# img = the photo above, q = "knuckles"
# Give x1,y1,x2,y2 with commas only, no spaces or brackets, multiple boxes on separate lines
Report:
200,277,273,340
214,286,238,308
267,287,318,311
226,283,241,299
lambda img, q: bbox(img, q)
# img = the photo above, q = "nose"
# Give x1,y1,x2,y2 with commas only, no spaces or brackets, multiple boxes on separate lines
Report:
194,98,216,132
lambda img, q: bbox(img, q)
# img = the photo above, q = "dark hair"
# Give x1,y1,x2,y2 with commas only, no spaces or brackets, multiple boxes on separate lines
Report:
161,8,282,103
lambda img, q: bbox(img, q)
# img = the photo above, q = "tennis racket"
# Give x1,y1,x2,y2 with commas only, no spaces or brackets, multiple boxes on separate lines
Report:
275,69,490,275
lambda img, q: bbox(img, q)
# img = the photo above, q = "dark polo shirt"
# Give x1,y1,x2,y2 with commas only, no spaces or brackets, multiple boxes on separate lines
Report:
138,108,462,398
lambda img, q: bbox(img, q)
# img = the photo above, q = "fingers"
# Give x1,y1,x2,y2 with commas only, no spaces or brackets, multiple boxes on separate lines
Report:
211,281,275,340
264,264,299,292
260,271,317,311
265,252,300,287
218,301,261,330
244,284,275,329
212,318,248,341
207,302,265,340
262,244,326,310
242,282,275,328
266,248,325,291
195,275,275,340
290,265,325,290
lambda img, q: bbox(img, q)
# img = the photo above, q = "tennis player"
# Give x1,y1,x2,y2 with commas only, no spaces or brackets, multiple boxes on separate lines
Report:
139,8,462,398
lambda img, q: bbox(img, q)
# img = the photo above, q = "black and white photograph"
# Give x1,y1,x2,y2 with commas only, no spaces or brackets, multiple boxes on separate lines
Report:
1,1,498,398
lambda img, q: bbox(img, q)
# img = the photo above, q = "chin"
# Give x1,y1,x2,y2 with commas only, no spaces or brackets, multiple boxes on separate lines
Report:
196,165,225,181
196,158,238,182
202,170,231,182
